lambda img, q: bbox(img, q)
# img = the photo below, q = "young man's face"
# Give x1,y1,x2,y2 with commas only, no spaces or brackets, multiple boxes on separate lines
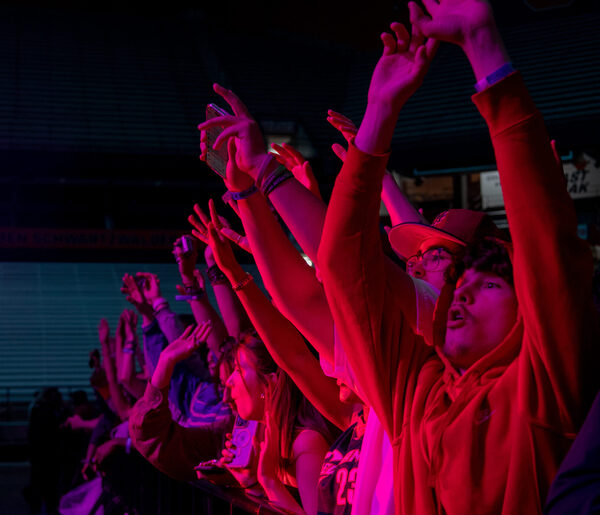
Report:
443,268,518,372
406,240,460,291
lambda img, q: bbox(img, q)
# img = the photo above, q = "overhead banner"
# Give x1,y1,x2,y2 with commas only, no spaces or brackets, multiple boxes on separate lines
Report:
481,153,600,209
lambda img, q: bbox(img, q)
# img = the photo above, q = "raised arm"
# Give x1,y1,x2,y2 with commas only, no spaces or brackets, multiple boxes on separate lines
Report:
317,23,437,435
98,318,132,421
172,236,230,354
198,84,327,265
412,0,599,427
328,109,426,226
205,198,354,430
184,217,252,340
197,95,336,363
118,309,146,399
129,322,225,481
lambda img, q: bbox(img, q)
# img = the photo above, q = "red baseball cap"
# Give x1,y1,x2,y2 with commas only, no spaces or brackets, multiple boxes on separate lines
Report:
388,209,505,261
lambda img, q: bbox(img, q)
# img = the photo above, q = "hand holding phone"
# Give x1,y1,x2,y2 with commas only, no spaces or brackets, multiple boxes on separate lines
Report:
202,103,230,178
198,84,268,186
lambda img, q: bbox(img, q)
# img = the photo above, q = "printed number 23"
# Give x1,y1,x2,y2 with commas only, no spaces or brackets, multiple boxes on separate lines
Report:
336,468,357,506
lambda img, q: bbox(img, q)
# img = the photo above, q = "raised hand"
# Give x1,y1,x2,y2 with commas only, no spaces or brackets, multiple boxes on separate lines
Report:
326,110,358,142
121,274,153,319
206,208,242,279
197,84,268,186
367,21,437,112
160,321,212,366
98,319,110,345
190,201,251,254
408,0,494,47
122,309,138,342
409,0,508,81
173,236,199,280
270,143,322,200
175,269,205,297
135,272,162,305
220,226,252,254
355,21,437,155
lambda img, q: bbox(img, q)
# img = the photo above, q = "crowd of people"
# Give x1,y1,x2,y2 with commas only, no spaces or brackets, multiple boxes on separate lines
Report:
48,1,600,513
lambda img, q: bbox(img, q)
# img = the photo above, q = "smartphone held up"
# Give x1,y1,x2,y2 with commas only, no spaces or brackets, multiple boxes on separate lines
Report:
203,103,230,178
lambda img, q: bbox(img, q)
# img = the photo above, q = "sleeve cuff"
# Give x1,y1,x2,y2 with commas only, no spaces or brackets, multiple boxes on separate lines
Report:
143,381,169,409
472,71,539,137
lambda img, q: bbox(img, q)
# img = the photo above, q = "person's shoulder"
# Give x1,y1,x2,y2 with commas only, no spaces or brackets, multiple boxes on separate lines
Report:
292,428,330,459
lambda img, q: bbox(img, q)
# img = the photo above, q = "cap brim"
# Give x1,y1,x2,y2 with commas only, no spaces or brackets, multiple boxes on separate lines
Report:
387,223,466,261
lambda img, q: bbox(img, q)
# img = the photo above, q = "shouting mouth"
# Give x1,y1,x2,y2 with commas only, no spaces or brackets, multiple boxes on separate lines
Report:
447,305,467,329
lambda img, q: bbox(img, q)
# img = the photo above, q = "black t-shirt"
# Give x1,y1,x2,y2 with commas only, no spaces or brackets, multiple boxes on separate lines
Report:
317,414,364,515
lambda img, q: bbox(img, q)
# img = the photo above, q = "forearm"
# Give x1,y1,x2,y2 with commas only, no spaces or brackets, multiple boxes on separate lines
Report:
142,321,167,376
461,23,510,83
155,306,185,343
212,281,252,339
237,191,335,362
129,382,222,481
260,478,306,515
265,176,327,264
151,355,175,390
102,347,131,421
381,171,426,226
355,101,400,155
317,143,422,436
225,264,350,429
187,295,228,357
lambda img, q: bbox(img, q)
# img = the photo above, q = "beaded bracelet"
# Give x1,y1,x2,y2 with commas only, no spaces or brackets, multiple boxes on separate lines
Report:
232,272,253,291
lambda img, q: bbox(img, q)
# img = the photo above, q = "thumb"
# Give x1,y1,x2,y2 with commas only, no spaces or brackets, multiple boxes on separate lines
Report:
227,137,237,163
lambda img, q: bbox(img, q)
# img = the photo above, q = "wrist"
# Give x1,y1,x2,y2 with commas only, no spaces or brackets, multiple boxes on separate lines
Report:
151,357,174,389
355,102,398,155
225,267,249,286
152,297,169,315
206,264,229,286
462,25,510,82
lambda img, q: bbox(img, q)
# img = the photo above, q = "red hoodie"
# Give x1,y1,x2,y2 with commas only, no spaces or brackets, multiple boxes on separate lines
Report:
317,72,599,514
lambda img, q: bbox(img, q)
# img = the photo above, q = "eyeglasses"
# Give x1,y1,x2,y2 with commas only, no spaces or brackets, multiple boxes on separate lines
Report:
406,247,452,272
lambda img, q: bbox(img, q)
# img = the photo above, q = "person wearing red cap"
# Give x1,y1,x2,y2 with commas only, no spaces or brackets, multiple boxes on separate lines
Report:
317,1,599,513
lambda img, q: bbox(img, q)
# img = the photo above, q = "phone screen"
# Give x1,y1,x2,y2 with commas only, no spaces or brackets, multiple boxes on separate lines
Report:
204,103,230,178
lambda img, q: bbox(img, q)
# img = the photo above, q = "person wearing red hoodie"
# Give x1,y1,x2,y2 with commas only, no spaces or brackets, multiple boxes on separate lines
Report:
317,0,600,513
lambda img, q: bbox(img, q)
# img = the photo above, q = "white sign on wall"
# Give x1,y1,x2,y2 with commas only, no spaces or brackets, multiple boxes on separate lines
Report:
480,153,600,209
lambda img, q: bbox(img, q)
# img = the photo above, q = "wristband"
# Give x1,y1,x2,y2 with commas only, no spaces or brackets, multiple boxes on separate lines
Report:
175,294,204,301
182,279,200,292
182,282,205,298
222,184,258,205
474,63,515,92
231,272,253,291
206,265,229,286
